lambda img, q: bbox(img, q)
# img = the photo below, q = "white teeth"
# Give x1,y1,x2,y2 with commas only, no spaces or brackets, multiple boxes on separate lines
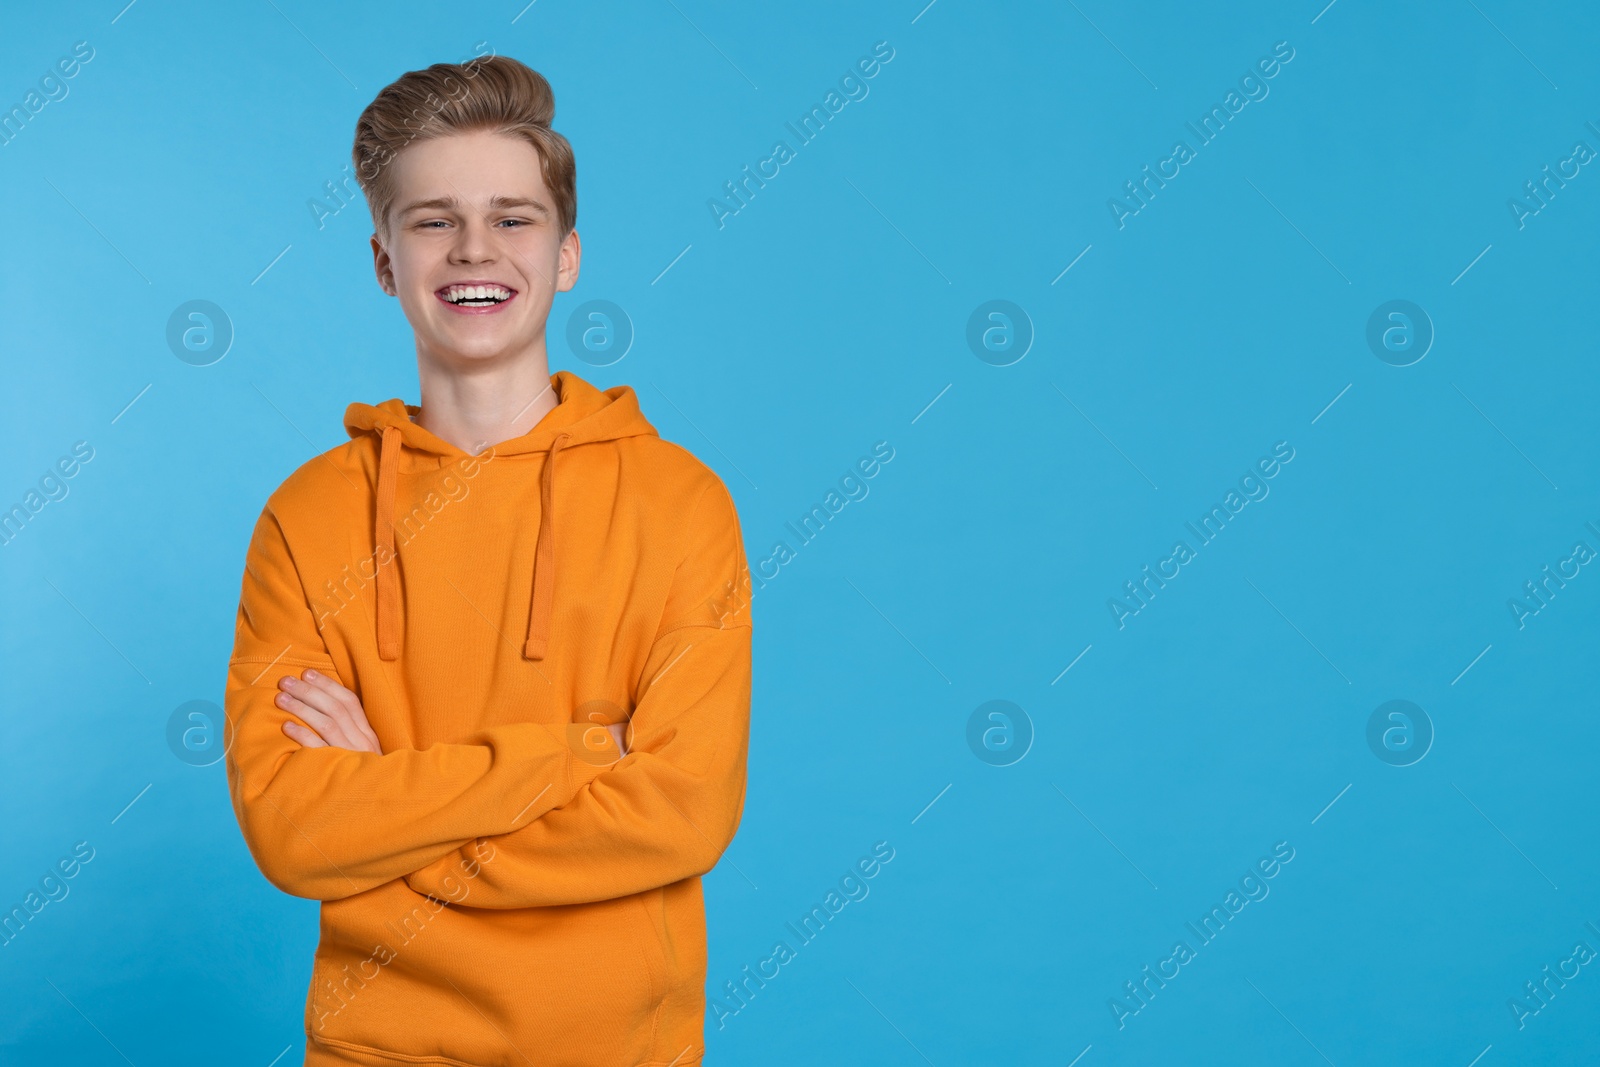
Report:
443,284,511,305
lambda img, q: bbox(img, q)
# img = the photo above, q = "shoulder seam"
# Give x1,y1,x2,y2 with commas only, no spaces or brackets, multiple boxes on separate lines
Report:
636,436,724,481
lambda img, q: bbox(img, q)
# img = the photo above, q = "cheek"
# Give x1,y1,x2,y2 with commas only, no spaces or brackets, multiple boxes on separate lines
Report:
525,238,567,284
507,242,566,301
517,287,557,321
390,246,443,301
392,274,428,312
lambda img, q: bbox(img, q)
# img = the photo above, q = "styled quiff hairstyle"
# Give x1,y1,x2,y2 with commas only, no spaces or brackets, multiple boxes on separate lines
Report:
351,54,576,241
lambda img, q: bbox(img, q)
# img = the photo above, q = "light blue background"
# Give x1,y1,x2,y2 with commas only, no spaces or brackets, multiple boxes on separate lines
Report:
3,1,1598,1064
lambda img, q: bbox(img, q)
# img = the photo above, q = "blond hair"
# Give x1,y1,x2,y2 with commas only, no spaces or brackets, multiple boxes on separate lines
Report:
351,54,576,241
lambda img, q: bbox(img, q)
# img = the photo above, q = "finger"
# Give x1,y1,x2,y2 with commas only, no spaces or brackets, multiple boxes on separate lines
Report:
278,677,362,749
348,716,382,755
274,683,341,734
275,688,360,751
337,693,384,753
298,670,382,753
298,668,355,700
282,719,328,748
281,672,352,722
351,718,383,754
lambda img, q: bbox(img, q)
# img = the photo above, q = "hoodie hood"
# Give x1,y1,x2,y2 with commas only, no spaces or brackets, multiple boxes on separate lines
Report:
342,369,658,662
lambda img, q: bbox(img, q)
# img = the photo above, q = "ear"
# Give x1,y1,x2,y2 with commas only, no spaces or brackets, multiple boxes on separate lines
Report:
371,232,396,296
555,228,581,293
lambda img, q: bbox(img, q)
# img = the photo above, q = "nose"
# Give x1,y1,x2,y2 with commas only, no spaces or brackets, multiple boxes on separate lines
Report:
448,212,497,265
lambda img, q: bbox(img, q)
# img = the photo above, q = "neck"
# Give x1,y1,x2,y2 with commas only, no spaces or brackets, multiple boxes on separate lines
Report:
413,340,560,453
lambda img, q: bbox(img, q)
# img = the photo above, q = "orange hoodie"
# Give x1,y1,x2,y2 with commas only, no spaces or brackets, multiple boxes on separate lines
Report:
223,369,752,1067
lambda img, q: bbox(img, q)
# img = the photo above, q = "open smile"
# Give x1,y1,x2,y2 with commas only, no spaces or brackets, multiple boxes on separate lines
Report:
435,282,518,314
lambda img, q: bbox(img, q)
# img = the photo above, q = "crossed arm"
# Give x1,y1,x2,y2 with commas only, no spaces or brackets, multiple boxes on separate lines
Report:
271,620,750,908
225,481,751,907
274,669,627,757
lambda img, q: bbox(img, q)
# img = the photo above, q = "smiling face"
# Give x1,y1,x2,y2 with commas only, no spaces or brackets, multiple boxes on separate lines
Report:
371,129,580,371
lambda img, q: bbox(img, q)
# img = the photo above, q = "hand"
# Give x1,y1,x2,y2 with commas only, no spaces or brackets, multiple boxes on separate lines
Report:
276,668,383,754
605,721,629,757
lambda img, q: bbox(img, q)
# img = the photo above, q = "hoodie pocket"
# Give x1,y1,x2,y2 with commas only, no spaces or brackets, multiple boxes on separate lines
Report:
308,889,674,1063
627,890,671,1008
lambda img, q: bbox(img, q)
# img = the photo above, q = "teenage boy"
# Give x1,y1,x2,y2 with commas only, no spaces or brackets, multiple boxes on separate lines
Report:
224,55,752,1067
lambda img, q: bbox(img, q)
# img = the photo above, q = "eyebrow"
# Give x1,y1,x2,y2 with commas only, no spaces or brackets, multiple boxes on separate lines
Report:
398,194,552,219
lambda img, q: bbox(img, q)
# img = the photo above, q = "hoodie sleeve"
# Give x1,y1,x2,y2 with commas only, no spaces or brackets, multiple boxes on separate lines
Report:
403,477,753,908
224,503,589,902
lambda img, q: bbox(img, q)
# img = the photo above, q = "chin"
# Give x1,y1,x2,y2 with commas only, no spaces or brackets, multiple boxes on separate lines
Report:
432,333,536,365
